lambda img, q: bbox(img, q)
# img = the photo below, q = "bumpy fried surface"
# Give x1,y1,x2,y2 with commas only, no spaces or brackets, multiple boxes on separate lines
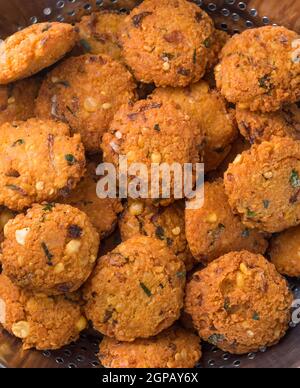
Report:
206,29,230,70
0,23,77,84
1,203,99,295
215,26,300,112
185,251,292,354
76,11,126,61
224,136,300,233
83,236,185,342
98,326,201,368
101,98,204,206
151,81,237,171
0,77,41,125
121,0,214,87
0,207,16,243
0,274,86,350
186,180,268,264
60,161,123,238
35,54,136,152
236,104,300,144
0,118,85,211
269,225,300,277
119,200,194,270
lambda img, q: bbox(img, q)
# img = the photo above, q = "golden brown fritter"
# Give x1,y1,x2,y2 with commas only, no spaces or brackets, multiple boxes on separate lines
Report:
185,251,292,354
35,54,137,152
60,161,123,238
0,77,41,125
236,104,300,144
151,81,237,172
1,203,99,295
0,23,77,84
83,236,186,342
0,118,85,211
0,274,87,350
206,29,230,70
269,226,300,277
224,136,300,233
101,98,204,206
215,26,300,112
119,200,194,270
121,0,214,87
76,11,126,61
186,180,268,264
98,326,201,368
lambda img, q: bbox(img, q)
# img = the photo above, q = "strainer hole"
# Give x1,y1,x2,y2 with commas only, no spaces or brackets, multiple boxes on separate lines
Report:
221,23,228,31
43,8,52,16
222,353,230,361
91,360,100,367
64,349,72,357
208,359,215,366
248,353,256,360
238,2,246,10
262,16,270,25
232,13,240,22
246,20,254,28
225,0,235,4
56,357,64,364
30,16,38,24
250,8,258,17
57,15,65,22
84,3,92,11
42,350,51,357
96,0,104,6
76,355,85,362
68,363,77,368
221,8,230,17
233,360,241,367
208,3,217,12
57,1,65,8
81,346,88,352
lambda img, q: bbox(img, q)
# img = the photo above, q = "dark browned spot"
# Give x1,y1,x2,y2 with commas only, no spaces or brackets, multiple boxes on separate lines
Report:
67,225,83,239
163,30,184,44
132,11,152,28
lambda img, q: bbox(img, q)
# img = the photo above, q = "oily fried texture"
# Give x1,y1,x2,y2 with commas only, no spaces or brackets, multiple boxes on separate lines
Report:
269,226,300,277
76,11,126,61
0,77,41,125
0,23,77,84
185,251,292,354
98,326,201,368
101,98,204,206
236,104,300,144
0,274,86,350
35,54,136,152
83,236,186,342
206,29,230,70
60,161,123,238
215,26,300,112
186,180,268,264
119,200,194,270
151,81,237,171
224,136,300,233
121,0,214,87
1,203,99,295
0,118,85,211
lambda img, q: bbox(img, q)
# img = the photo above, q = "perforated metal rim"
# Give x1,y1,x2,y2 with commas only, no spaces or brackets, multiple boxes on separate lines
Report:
0,0,299,369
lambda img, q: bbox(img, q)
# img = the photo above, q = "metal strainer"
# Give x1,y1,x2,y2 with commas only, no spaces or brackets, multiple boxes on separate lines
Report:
0,0,299,369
